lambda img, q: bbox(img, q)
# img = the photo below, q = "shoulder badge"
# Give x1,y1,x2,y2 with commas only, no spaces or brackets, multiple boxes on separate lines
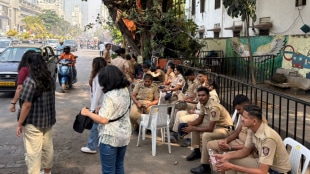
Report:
211,111,216,117
262,146,270,156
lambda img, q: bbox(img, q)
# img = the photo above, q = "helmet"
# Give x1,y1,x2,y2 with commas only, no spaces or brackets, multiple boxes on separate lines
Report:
64,46,70,53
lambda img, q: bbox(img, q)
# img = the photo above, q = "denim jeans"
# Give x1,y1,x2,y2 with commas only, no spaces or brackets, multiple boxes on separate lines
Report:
87,123,98,150
99,143,127,174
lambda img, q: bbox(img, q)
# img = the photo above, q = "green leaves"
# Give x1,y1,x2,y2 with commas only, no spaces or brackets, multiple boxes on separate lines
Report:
223,0,256,22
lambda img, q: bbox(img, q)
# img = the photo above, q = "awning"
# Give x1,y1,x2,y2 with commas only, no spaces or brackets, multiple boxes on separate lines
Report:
207,28,221,32
224,25,242,31
254,22,272,29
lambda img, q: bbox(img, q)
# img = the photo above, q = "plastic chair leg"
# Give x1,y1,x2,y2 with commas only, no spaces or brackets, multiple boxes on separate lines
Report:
142,127,146,140
136,124,142,146
151,128,157,156
166,125,171,154
161,128,165,142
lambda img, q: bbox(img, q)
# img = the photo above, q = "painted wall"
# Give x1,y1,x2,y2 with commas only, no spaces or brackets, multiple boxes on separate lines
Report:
204,35,310,78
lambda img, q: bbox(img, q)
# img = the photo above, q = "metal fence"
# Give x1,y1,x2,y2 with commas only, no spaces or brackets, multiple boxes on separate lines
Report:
180,66,310,147
171,54,277,84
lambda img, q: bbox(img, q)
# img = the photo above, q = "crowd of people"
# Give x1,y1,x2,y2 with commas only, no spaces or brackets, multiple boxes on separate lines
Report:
9,45,292,174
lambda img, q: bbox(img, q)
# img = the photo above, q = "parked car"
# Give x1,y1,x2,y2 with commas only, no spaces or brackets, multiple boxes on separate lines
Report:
63,39,78,52
0,39,12,54
0,45,58,92
43,39,60,50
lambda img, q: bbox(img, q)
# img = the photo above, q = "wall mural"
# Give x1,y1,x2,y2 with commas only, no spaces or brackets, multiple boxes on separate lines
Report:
205,35,310,78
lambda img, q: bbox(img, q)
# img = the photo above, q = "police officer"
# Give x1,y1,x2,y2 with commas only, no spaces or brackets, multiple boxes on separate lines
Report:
182,87,233,174
178,69,199,106
160,65,185,104
215,105,291,174
207,95,254,161
130,74,159,132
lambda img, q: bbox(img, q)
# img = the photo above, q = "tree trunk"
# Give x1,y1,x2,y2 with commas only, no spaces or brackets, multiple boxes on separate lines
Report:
106,7,141,55
246,16,256,86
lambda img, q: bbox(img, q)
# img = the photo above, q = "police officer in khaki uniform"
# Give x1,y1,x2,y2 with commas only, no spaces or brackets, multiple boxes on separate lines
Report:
182,87,233,174
130,74,159,132
160,65,185,104
207,95,253,157
215,105,291,174
178,69,199,107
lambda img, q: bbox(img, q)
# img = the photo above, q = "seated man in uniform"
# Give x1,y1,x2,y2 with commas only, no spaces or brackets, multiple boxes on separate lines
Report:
205,94,261,173
130,74,159,134
182,87,233,174
215,105,291,174
150,66,166,84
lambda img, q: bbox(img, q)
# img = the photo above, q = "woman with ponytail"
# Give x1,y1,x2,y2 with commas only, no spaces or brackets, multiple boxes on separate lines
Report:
16,53,56,174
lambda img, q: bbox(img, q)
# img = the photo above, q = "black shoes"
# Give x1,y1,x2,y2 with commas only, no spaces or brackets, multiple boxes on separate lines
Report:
186,150,201,161
190,164,211,174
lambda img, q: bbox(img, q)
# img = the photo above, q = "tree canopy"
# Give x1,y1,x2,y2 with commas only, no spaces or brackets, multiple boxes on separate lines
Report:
82,0,204,59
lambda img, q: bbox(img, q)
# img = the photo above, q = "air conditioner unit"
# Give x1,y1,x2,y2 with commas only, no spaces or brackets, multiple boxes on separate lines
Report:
259,17,271,24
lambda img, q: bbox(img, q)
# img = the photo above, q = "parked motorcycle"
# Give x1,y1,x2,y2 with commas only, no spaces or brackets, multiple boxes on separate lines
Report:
58,57,78,92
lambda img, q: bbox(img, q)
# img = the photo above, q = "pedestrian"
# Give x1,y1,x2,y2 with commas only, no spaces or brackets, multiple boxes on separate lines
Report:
111,48,132,82
9,50,36,113
99,41,104,57
214,105,291,174
81,57,107,154
103,43,112,64
80,65,131,174
16,53,56,174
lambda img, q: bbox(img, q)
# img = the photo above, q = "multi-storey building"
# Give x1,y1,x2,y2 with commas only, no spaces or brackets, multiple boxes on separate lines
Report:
185,0,310,38
36,0,64,19
0,0,10,34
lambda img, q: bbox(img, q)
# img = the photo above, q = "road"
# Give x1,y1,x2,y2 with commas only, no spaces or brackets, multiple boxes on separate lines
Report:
0,49,199,174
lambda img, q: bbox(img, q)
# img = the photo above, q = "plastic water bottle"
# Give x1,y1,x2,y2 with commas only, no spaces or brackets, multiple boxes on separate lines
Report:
208,149,216,165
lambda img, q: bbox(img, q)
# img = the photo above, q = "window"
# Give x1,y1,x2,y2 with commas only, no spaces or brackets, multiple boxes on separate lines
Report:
259,29,269,36
215,0,221,9
192,0,196,15
233,31,241,37
296,0,306,6
200,0,205,13
214,32,220,38
199,32,204,39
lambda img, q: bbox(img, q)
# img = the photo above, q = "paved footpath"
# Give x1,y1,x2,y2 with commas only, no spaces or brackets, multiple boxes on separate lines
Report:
0,50,200,174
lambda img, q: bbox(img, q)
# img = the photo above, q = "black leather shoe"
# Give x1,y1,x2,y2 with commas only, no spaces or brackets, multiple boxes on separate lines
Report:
186,151,201,161
190,164,211,174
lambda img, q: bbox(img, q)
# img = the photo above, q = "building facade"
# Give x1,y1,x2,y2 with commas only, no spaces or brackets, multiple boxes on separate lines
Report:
0,0,10,34
185,0,310,38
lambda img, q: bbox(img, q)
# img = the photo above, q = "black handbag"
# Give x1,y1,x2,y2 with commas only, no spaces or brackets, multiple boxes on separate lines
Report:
73,111,94,133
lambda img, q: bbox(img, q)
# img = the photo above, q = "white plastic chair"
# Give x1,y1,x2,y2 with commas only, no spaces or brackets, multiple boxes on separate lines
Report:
283,137,310,174
136,104,175,156
231,109,238,123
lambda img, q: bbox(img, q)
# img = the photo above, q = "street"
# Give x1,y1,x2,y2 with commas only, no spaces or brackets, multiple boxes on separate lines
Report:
0,49,199,174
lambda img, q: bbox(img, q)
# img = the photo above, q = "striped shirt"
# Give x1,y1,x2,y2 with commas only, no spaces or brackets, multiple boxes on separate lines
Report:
18,77,56,128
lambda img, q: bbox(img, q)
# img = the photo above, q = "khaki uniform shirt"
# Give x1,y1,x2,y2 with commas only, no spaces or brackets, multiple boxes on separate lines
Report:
133,82,159,101
166,72,175,85
244,123,291,173
127,60,135,75
186,80,199,98
200,99,233,128
170,74,185,89
111,56,129,74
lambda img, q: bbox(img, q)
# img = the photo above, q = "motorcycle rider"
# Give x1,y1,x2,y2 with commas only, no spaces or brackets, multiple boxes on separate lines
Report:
58,46,77,81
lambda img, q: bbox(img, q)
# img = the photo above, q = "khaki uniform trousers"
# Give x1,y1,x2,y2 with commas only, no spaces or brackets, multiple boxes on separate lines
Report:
130,100,152,129
200,128,230,164
23,124,54,174
207,138,245,155
172,111,199,132
225,157,259,174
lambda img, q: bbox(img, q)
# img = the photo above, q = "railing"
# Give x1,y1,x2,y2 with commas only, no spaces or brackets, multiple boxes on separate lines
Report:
180,65,310,147
169,54,277,84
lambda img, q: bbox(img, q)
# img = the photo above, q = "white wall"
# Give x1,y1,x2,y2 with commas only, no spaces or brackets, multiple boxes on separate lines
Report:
185,0,310,38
